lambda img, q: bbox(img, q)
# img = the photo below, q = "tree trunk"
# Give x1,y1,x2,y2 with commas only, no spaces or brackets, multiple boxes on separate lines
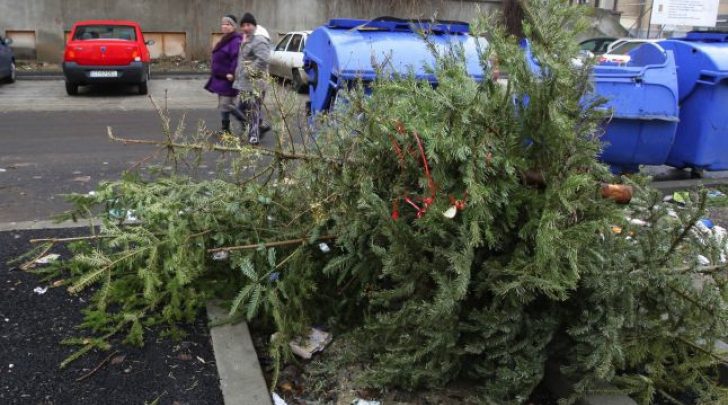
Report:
503,0,525,38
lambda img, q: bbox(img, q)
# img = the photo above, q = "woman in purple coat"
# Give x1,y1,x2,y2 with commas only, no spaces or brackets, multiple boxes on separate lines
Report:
205,15,244,135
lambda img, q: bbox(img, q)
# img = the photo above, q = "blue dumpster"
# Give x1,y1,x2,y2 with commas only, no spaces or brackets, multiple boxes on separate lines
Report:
659,32,728,171
592,43,680,172
303,17,486,115
522,41,680,172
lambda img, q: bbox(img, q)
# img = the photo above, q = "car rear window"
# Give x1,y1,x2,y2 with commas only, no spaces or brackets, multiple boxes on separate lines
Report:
288,35,303,52
73,25,136,41
275,34,292,52
596,40,612,53
611,42,645,55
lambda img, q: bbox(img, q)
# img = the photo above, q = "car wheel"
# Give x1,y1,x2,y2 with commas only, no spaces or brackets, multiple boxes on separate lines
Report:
138,81,148,95
7,61,16,83
292,69,306,94
65,81,79,96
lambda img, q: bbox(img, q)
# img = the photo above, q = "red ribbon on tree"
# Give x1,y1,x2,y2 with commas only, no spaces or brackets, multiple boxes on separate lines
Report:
389,121,438,220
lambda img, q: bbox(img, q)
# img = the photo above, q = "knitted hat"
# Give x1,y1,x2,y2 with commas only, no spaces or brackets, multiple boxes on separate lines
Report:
240,12,257,26
222,15,237,26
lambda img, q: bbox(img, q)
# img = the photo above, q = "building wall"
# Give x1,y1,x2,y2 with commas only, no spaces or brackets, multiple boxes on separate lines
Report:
0,0,502,62
613,0,728,37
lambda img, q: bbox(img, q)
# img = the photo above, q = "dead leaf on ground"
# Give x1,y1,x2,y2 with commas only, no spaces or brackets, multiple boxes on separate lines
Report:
279,382,294,395
73,176,92,183
110,355,126,365
177,353,193,361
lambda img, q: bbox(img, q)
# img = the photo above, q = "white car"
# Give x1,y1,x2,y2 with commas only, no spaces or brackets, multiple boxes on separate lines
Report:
598,39,660,65
269,31,310,92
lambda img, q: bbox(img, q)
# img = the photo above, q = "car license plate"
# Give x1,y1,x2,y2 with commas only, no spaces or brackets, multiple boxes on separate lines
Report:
89,70,118,78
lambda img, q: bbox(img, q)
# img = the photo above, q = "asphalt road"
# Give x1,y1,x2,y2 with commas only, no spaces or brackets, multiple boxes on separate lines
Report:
0,109,223,222
0,79,304,223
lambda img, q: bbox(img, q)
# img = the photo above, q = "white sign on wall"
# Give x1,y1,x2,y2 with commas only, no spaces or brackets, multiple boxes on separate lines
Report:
651,0,720,27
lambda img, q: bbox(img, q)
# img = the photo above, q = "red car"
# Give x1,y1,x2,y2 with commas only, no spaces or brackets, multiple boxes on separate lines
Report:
63,20,154,95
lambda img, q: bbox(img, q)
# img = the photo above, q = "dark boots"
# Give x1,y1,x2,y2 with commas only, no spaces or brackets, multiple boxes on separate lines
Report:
213,120,231,138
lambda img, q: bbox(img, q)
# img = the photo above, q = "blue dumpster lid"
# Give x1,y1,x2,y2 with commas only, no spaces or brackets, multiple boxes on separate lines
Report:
659,34,728,100
305,17,485,83
327,17,472,34
680,31,728,43
304,17,486,113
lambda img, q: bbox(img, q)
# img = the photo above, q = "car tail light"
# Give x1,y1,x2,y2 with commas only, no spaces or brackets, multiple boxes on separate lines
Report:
132,48,141,62
65,48,76,61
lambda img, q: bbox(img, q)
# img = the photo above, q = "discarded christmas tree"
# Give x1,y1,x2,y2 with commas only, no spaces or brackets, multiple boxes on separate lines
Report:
20,0,728,403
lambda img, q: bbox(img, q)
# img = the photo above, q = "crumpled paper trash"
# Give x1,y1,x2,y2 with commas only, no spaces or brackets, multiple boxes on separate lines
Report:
272,392,288,405
352,400,381,405
273,328,332,360
35,254,60,264
33,286,48,295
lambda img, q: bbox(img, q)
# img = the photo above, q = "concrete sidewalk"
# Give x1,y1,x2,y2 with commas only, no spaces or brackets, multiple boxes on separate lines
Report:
0,78,216,112
16,71,209,80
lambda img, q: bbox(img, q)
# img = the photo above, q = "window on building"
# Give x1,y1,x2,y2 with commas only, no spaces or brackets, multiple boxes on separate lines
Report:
5,30,36,59
143,32,187,59
211,33,224,49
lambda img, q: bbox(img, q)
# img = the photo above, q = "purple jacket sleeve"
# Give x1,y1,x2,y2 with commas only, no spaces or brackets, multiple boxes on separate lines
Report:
229,37,241,77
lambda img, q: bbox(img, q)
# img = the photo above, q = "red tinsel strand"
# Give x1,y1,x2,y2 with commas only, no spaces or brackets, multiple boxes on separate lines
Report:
411,131,437,200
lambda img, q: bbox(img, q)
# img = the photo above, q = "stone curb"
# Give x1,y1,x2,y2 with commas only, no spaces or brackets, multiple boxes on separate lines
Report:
0,219,99,232
207,303,272,405
652,177,728,195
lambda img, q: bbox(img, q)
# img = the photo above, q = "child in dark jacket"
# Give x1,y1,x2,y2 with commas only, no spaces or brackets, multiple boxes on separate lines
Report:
205,14,244,135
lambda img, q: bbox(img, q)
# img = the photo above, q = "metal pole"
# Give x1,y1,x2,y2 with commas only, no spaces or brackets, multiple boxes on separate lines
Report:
646,1,654,38
638,1,645,37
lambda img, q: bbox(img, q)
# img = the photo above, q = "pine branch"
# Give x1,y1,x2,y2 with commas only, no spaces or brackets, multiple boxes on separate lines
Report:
285,192,341,227
107,126,328,162
30,235,114,244
75,350,119,382
676,336,728,364
517,0,545,46
127,145,166,172
236,164,275,186
667,283,717,315
671,263,728,275
268,76,297,155
68,247,150,294
660,194,708,267
657,389,687,405
274,249,300,270
60,306,149,369
207,235,337,253
19,242,54,271
31,228,210,246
